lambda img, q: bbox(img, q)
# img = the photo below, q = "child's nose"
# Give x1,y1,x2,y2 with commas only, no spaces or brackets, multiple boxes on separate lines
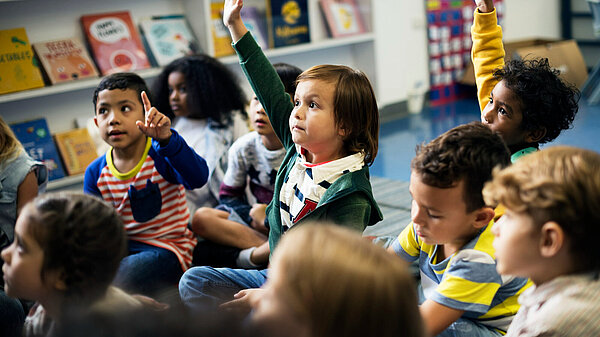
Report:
482,108,494,124
1,245,11,264
170,90,179,101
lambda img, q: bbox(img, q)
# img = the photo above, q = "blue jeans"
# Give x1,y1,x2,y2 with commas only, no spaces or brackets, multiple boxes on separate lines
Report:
114,240,183,296
179,266,268,312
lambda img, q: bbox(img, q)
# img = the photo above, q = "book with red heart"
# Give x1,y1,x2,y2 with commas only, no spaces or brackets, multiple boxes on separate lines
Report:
81,11,150,75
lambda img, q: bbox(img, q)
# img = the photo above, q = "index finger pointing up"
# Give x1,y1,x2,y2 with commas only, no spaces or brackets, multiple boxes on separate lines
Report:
141,91,151,113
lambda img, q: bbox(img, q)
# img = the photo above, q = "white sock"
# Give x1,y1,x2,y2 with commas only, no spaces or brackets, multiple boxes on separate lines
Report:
236,246,259,269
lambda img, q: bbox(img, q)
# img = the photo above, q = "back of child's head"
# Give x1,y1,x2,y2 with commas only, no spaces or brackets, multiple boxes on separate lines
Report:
271,223,424,337
297,65,379,165
92,72,149,112
483,146,600,272
273,62,302,97
412,121,511,212
493,58,580,144
0,116,23,163
151,55,246,124
25,192,126,305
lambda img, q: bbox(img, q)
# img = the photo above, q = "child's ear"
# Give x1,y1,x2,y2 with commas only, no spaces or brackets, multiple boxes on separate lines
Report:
46,269,68,292
539,221,565,258
525,127,546,143
473,207,496,229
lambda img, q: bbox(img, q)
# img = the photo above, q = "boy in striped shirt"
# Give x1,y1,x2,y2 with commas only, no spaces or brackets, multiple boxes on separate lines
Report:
388,122,531,337
84,73,208,297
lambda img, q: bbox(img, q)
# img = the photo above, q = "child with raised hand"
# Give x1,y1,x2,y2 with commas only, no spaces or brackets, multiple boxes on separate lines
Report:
252,223,425,337
178,0,382,311
1,117,47,337
84,73,209,297
387,122,531,337
151,55,249,213
1,193,142,337
192,63,302,269
483,146,600,337
472,0,579,162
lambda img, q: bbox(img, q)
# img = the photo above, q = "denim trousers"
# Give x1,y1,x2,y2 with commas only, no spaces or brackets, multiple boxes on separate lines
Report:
114,240,183,296
179,266,268,312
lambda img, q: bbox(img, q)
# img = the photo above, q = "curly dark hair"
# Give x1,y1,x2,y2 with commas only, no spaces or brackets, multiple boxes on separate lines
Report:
92,73,149,116
412,122,511,212
26,193,126,306
493,58,580,144
151,55,247,126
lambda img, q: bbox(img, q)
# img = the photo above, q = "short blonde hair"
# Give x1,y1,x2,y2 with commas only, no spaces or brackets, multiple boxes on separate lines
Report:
271,223,424,337
483,146,600,271
0,116,23,164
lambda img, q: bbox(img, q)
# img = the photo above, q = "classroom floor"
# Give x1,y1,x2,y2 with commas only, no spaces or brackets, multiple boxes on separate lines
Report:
364,95,600,238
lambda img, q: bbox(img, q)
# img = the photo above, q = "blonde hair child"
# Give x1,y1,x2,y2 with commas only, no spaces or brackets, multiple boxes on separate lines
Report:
483,146,600,336
252,224,425,337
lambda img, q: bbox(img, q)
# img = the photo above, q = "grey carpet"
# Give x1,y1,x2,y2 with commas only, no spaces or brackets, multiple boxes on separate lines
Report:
363,176,412,238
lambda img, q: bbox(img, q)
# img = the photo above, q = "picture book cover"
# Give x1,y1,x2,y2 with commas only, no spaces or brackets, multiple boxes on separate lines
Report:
81,11,150,75
54,128,98,176
266,0,310,48
241,6,269,50
32,37,99,84
139,15,199,66
0,28,45,95
319,0,366,38
10,118,66,181
210,2,235,57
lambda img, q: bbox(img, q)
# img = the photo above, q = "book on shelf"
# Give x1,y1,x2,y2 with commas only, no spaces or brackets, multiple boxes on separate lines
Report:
319,0,366,38
266,0,310,48
32,37,99,85
210,2,235,57
0,27,45,95
10,118,66,181
241,6,269,50
80,11,150,75
138,14,200,67
54,128,98,176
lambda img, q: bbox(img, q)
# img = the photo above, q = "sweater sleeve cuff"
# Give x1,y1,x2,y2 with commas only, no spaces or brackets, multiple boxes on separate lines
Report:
232,31,261,63
156,128,181,156
473,8,498,33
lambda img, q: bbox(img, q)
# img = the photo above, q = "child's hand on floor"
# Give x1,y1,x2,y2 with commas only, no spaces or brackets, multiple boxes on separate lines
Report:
475,0,494,13
137,91,172,145
219,288,264,315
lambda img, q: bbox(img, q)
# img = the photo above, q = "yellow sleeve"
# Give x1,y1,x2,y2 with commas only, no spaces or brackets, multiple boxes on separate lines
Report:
471,8,504,113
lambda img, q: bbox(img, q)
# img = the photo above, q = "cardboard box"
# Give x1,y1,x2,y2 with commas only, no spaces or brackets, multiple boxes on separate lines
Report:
461,39,588,88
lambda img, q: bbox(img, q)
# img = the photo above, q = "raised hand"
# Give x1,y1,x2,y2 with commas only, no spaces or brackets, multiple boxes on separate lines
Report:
136,91,172,143
474,0,494,13
223,0,248,42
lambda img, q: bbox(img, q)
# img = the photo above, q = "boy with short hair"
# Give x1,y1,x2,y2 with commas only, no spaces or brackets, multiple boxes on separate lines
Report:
472,0,579,162
483,146,600,336
388,122,531,337
84,72,209,296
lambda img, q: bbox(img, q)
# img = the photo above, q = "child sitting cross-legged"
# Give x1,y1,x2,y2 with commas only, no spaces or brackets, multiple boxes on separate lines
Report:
191,63,302,269
387,122,532,337
178,0,382,312
483,146,600,337
1,193,143,337
84,73,209,297
472,0,580,162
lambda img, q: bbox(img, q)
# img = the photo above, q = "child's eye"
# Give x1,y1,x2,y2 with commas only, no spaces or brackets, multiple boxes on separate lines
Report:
498,107,508,116
309,102,317,109
294,100,300,107
97,108,107,115
179,86,186,94
121,106,132,113
427,212,441,219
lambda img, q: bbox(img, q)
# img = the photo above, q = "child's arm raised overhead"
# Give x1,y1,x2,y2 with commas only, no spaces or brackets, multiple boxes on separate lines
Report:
472,0,504,112
223,0,295,149
138,91,209,189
